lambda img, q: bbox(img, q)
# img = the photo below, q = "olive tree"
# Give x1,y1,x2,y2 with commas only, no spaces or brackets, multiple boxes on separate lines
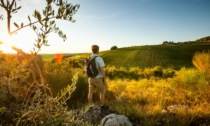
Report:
0,0,79,54
0,0,81,125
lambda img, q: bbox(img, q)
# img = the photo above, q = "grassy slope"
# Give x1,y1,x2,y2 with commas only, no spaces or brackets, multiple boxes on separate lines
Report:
41,44,210,69
100,44,210,69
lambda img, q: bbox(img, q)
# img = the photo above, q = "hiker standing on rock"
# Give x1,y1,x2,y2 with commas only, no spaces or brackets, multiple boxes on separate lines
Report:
86,45,106,106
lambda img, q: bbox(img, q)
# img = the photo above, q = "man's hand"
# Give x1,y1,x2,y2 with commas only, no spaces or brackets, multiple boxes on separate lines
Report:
102,78,107,85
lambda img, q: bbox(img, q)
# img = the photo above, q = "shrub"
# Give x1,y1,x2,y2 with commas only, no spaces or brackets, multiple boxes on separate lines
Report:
43,59,75,96
152,66,163,77
67,72,89,108
110,45,118,50
193,50,210,75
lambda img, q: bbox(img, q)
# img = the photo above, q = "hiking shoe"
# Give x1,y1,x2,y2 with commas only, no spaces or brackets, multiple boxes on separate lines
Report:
100,104,109,110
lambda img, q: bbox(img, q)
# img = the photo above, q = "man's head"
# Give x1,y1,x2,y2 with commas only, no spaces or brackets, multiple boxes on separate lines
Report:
91,45,99,54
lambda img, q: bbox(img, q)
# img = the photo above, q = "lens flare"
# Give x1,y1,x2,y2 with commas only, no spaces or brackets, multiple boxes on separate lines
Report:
0,33,16,53
54,53,63,63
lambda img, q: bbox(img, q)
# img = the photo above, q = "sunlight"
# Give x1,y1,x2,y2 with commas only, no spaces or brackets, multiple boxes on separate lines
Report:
0,33,16,53
0,31,34,53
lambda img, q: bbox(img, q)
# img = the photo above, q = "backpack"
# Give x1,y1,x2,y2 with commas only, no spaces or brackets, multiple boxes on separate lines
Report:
85,56,99,78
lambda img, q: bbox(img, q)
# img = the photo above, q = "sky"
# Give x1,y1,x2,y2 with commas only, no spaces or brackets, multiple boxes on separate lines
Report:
0,0,210,54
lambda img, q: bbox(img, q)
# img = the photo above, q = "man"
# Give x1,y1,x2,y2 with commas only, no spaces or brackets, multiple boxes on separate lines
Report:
88,45,106,106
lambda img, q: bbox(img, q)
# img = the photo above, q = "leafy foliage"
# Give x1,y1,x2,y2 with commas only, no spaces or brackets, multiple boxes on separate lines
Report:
0,0,80,54
0,53,85,125
193,50,210,75
0,0,83,125
16,74,77,126
110,45,118,50
106,66,175,80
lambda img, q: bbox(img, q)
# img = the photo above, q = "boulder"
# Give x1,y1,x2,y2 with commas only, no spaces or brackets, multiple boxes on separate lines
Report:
100,113,133,126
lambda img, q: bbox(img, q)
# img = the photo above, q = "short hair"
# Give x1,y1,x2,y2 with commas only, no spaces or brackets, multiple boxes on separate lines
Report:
91,45,99,54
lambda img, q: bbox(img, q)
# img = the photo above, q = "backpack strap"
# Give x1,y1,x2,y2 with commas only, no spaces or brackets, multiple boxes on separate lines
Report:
88,56,98,65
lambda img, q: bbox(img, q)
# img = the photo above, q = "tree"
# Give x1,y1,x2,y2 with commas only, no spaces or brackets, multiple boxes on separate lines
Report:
0,0,80,54
111,45,118,50
0,0,80,125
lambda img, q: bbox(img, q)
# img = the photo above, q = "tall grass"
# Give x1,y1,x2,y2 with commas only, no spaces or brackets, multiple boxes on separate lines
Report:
193,50,210,75
31,50,210,125
42,53,210,125
106,67,210,126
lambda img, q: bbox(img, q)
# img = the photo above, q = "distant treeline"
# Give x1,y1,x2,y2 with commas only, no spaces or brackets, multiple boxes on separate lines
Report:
162,36,210,45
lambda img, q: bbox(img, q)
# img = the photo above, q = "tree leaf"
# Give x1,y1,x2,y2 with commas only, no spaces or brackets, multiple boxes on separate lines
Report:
14,1,16,8
21,23,23,28
14,22,19,28
16,6,21,10
28,15,31,23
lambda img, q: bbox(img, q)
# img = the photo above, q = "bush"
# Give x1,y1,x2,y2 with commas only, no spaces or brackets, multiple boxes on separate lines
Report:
67,72,89,108
110,45,118,50
193,50,210,75
106,66,176,80
153,66,163,77
0,54,88,125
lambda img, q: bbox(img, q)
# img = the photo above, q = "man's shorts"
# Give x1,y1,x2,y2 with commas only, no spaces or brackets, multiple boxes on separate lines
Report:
88,78,106,94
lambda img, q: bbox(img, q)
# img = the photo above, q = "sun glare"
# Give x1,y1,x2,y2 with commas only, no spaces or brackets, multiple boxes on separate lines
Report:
0,32,33,53
0,33,16,53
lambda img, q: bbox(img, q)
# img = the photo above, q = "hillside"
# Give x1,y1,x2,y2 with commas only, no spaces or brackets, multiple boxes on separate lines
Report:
99,44,210,69
42,43,210,69
196,36,210,43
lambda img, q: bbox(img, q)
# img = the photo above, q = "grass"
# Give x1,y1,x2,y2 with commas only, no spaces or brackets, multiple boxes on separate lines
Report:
2,43,209,125
40,44,210,70
102,44,210,69
39,49,210,125
105,68,210,125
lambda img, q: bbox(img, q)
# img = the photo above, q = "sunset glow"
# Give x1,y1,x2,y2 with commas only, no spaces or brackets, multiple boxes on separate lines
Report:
0,33,16,53
0,31,35,53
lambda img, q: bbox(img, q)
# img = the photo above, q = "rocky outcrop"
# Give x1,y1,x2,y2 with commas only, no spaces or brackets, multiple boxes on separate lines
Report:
75,105,133,126
79,105,114,123
100,113,133,126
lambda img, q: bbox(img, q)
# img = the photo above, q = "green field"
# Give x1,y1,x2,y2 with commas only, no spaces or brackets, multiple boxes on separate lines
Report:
73,44,210,69
41,44,210,69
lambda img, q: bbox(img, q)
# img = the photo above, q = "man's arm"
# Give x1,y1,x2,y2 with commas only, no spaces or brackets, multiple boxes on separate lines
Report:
100,67,106,78
100,67,106,84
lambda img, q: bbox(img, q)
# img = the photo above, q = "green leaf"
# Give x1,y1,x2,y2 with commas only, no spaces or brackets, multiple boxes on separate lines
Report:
14,22,19,28
28,16,31,22
50,20,55,25
21,23,23,28
46,0,53,4
32,25,37,31
34,10,42,22
16,6,21,10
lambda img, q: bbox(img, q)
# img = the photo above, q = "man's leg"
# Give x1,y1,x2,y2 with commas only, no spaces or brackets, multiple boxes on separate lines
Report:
88,78,94,105
88,92,93,105
100,93,105,105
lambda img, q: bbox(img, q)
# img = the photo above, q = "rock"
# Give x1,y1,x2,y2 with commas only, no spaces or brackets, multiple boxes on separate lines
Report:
79,105,114,123
100,113,133,126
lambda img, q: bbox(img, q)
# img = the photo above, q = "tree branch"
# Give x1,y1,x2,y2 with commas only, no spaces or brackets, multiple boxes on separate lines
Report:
11,16,57,34
0,0,5,7
10,0,15,9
